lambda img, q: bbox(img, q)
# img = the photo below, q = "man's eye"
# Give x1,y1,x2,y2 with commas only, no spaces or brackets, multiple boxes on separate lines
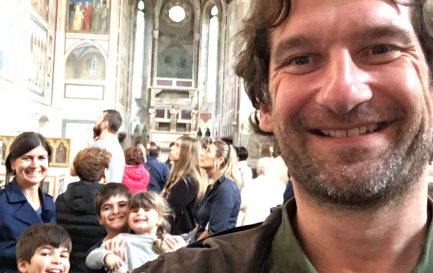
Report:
371,45,391,55
290,56,310,65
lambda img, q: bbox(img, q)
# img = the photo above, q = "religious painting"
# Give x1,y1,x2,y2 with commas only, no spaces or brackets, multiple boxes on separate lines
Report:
31,0,50,21
48,138,71,167
65,44,106,81
56,175,66,198
41,176,56,197
67,0,111,34
0,136,15,165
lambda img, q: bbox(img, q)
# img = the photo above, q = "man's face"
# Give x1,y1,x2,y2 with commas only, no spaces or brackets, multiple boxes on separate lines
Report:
98,195,130,233
261,0,433,208
18,245,70,273
93,112,107,137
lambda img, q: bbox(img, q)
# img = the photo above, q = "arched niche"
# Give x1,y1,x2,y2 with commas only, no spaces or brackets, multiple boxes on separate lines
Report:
65,43,106,80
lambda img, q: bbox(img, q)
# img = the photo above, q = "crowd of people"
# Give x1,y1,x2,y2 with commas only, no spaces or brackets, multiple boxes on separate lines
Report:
0,110,285,273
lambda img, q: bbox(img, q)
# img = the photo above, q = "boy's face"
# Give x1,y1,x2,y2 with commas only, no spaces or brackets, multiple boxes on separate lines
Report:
98,194,130,233
18,245,70,273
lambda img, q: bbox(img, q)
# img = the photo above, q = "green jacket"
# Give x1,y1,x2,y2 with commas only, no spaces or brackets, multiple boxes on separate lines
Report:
132,206,283,273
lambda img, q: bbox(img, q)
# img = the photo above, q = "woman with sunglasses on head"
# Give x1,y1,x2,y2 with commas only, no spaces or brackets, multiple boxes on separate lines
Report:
195,139,242,241
0,132,55,273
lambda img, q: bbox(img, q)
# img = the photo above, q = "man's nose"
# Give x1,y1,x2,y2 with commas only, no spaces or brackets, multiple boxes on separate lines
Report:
112,205,119,214
316,50,372,114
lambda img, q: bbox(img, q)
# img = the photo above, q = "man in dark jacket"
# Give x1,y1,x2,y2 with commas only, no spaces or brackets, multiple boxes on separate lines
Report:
133,1,433,272
146,145,170,193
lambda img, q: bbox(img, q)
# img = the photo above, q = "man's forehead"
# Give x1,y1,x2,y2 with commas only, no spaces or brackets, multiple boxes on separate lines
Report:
269,0,414,51
271,0,411,34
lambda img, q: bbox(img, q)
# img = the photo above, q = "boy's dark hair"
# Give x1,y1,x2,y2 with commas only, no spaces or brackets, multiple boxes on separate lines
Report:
235,146,249,161
148,146,160,157
95,183,132,216
16,224,72,263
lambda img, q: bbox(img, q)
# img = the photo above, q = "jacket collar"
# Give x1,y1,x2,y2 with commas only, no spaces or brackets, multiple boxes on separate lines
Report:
6,179,55,224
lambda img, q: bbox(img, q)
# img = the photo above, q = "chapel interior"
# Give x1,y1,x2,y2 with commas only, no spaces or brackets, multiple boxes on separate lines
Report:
0,0,276,192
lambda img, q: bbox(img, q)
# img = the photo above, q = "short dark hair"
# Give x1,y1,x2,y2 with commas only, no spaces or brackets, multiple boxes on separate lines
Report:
235,146,249,161
16,224,72,263
124,146,144,165
148,146,160,157
5,132,52,183
117,132,127,143
95,183,132,216
103,109,122,133
73,147,111,182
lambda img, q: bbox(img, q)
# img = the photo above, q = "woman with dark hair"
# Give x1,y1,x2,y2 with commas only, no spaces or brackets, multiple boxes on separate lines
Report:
56,147,110,273
0,132,55,273
122,145,150,194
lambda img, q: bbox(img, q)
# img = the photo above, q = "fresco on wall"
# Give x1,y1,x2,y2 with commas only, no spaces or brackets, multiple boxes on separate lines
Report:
67,0,110,33
157,0,194,79
65,44,106,80
31,0,49,21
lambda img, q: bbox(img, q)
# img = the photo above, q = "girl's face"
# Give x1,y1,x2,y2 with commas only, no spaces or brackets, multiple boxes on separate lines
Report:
128,207,162,235
11,145,49,188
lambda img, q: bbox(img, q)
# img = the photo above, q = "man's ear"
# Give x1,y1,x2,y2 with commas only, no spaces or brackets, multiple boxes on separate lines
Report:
259,104,273,133
17,258,29,273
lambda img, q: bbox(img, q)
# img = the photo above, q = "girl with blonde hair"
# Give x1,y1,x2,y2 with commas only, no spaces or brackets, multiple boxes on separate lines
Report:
162,136,207,235
195,139,242,241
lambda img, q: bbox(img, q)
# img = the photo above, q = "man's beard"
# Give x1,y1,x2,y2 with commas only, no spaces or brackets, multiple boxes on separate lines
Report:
276,107,433,210
93,125,101,139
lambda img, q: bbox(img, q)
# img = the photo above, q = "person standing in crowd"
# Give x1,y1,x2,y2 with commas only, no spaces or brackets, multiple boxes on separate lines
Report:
194,140,241,241
239,157,285,226
146,145,170,193
162,136,207,235
0,132,55,273
122,146,150,194
93,109,125,182
134,0,433,272
234,146,252,189
56,147,110,273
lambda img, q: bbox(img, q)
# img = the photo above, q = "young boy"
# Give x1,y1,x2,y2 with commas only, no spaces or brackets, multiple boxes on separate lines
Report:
16,224,72,273
86,183,132,273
